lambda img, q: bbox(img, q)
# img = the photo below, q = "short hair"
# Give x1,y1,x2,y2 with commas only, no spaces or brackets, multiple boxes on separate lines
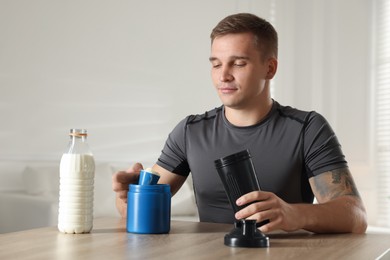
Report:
210,13,278,60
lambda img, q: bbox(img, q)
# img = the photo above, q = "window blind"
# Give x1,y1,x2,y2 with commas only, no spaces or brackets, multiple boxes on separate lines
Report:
375,0,390,227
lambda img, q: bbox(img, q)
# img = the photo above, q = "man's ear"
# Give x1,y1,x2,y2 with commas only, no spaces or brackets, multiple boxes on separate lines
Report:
266,58,278,79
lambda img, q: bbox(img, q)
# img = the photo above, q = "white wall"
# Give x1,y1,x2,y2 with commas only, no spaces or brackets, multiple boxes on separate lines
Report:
0,1,376,223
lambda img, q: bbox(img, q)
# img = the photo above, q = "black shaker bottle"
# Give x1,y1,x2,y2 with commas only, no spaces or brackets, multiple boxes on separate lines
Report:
214,149,269,248
214,149,261,212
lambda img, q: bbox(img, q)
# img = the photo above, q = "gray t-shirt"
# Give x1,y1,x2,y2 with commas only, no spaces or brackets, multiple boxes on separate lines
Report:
157,101,348,224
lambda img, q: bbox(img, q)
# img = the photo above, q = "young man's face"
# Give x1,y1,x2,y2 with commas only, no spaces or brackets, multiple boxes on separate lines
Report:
209,32,271,110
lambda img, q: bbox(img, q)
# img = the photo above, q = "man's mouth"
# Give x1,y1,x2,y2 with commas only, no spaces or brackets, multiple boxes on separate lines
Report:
218,85,238,94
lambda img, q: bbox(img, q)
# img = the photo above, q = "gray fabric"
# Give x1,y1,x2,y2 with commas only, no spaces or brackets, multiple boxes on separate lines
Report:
157,100,348,224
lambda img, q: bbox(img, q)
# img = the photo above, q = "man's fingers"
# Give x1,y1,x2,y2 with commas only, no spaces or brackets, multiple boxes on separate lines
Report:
128,162,144,173
112,163,144,192
114,170,138,184
117,190,128,200
236,191,271,206
112,177,130,192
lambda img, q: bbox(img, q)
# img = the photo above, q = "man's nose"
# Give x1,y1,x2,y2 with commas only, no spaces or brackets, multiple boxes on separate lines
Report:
220,66,234,82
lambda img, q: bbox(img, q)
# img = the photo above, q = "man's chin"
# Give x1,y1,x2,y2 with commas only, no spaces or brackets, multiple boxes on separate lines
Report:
221,102,243,110
219,96,235,106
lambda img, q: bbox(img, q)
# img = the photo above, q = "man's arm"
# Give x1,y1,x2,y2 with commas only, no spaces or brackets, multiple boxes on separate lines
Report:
235,167,367,233
304,167,367,233
153,164,187,196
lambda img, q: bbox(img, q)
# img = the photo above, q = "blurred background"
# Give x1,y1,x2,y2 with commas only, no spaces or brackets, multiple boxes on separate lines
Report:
0,0,389,232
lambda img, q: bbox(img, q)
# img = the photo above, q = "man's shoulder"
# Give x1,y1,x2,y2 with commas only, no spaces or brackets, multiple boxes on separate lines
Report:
186,106,223,125
171,107,222,135
275,102,318,124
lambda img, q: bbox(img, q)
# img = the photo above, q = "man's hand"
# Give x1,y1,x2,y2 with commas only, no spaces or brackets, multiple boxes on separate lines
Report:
234,191,302,233
112,163,143,218
234,168,367,234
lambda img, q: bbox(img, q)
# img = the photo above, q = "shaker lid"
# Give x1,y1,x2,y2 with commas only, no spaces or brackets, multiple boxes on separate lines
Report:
214,149,251,169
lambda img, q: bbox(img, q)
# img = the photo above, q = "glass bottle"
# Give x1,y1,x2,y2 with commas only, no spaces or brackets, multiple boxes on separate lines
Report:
58,129,95,234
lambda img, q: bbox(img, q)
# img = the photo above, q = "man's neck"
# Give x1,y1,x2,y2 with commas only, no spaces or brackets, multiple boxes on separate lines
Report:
224,98,273,127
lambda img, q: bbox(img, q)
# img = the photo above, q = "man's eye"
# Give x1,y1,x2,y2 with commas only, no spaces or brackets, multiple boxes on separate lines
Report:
212,64,221,68
234,63,246,67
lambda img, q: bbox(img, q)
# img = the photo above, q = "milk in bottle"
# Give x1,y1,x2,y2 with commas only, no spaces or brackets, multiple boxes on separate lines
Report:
58,129,95,234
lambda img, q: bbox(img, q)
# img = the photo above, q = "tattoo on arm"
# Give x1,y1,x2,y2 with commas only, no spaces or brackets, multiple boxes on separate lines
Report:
331,171,341,184
311,168,361,202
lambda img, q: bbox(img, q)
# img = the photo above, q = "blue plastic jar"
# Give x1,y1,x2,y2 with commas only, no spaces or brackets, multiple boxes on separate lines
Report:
126,184,171,234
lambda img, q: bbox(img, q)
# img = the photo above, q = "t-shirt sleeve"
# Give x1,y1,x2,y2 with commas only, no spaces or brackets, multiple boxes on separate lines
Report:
304,112,348,177
156,117,191,177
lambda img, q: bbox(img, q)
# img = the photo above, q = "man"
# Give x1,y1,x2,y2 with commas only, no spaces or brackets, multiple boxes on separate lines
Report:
112,13,367,234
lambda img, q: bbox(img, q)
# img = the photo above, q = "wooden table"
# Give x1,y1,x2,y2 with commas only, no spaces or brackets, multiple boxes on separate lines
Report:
0,217,389,259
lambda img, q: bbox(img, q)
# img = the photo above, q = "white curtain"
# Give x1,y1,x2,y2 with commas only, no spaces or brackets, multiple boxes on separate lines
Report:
374,0,390,227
